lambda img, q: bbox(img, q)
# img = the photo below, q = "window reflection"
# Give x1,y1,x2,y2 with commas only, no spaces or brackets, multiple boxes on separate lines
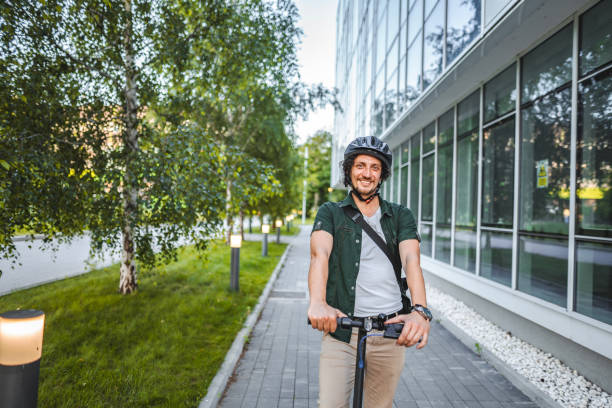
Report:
446,0,481,65
422,154,435,221
423,0,444,89
377,10,387,73
435,226,452,263
482,118,515,227
522,24,572,102
520,89,571,234
455,227,477,272
575,240,612,324
410,134,421,217
579,0,612,76
392,148,400,203
388,0,401,45
484,63,516,123
407,33,423,104
386,69,398,126
421,222,432,256
408,0,423,45
423,121,436,152
480,230,512,286
577,70,612,238
401,165,409,206
373,91,384,137
518,235,568,307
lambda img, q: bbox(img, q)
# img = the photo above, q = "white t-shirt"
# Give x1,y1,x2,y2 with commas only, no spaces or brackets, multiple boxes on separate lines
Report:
353,207,403,317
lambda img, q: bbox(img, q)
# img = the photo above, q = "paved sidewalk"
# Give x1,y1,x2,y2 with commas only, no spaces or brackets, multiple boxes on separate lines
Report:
219,226,539,408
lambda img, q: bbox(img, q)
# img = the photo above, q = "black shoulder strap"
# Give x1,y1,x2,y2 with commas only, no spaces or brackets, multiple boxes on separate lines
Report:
342,205,408,293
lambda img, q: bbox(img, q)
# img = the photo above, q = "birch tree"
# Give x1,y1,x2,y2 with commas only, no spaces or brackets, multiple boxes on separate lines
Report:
0,0,225,293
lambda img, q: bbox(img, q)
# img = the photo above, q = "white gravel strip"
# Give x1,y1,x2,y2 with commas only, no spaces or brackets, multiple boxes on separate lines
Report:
427,284,612,408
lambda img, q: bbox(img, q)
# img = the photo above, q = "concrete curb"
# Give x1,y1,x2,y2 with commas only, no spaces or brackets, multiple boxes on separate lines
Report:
198,235,296,408
430,305,563,408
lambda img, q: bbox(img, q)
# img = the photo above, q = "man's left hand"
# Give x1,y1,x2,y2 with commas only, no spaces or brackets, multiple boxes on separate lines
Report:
385,311,430,349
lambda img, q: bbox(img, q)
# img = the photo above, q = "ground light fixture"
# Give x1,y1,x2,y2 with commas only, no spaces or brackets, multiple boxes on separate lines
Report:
230,234,242,291
261,224,270,256
275,219,282,244
0,309,45,408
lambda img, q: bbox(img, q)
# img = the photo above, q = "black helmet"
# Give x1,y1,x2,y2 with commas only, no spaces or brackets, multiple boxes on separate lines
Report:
343,136,392,170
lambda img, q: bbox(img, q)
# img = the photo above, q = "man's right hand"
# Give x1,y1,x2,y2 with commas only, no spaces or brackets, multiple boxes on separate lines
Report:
307,302,346,333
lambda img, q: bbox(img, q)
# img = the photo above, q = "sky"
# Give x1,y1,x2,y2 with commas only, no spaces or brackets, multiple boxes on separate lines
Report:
293,0,338,144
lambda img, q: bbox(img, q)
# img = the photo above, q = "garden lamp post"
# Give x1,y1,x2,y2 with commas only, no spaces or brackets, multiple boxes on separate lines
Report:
328,186,333,201
230,234,242,291
261,224,270,256
275,219,282,244
0,309,45,408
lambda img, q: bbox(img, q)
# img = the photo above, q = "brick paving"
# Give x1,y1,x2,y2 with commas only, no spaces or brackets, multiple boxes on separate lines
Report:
219,227,539,408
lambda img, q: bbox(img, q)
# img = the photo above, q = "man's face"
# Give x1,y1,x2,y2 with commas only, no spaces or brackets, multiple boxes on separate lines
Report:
350,154,382,197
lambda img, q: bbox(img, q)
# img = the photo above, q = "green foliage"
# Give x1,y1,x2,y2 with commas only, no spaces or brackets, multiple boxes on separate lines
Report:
0,240,287,406
0,0,337,286
299,130,346,217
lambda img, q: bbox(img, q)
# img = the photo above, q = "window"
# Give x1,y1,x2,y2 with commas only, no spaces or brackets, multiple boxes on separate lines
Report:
410,133,421,217
518,235,567,307
446,0,481,65
484,63,516,123
423,120,436,153
422,154,435,221
579,0,612,76
420,222,433,256
480,231,513,286
518,25,573,306
455,91,479,272
575,240,612,324
386,68,398,126
407,32,423,104
390,148,399,203
376,8,387,73
423,0,444,89
522,25,572,103
520,89,571,235
408,0,423,45
388,0,401,45
401,141,410,207
482,118,515,227
435,109,454,263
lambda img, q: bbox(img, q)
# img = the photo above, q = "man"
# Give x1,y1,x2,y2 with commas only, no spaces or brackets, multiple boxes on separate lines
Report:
307,136,432,408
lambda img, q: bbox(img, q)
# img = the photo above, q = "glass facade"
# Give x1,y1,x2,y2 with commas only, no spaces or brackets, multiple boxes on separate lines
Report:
335,0,612,327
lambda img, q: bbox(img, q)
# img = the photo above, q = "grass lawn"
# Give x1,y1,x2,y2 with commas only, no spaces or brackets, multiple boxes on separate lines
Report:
0,240,287,407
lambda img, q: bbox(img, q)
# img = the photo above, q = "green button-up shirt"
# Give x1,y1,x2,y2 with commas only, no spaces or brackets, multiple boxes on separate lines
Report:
311,193,419,343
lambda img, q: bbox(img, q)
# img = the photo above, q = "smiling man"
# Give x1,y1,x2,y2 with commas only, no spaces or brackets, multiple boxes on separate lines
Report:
307,136,431,408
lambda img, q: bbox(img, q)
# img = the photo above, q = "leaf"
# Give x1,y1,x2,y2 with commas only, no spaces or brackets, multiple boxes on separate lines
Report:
0,160,9,170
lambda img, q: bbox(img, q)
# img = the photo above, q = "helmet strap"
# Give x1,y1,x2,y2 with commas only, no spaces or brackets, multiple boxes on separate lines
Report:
350,183,381,205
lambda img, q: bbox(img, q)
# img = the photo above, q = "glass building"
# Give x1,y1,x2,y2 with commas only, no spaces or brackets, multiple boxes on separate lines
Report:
332,0,611,390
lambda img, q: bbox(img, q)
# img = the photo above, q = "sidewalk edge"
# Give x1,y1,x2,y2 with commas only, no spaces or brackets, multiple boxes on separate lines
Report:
198,238,294,408
429,305,563,408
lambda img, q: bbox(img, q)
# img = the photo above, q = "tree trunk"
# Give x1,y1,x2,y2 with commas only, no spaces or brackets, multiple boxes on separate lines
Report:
119,0,138,295
239,208,244,240
225,177,232,245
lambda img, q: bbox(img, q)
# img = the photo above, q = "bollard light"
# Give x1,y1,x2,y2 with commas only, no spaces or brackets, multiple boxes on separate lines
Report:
0,309,45,408
275,220,282,244
261,224,270,256
229,235,241,291
230,234,242,248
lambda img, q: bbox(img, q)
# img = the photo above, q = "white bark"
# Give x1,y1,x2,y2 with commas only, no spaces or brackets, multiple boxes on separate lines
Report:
119,0,138,294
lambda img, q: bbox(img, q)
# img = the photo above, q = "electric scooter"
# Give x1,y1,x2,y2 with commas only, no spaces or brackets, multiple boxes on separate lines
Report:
308,315,404,408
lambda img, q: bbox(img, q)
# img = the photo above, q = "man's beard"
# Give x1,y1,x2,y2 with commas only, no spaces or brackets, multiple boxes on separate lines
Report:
354,178,378,198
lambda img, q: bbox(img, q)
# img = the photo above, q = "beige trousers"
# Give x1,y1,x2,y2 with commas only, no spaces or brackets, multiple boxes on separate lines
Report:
319,328,406,408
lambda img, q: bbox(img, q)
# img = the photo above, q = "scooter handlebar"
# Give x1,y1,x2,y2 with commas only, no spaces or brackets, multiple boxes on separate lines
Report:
307,317,405,340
